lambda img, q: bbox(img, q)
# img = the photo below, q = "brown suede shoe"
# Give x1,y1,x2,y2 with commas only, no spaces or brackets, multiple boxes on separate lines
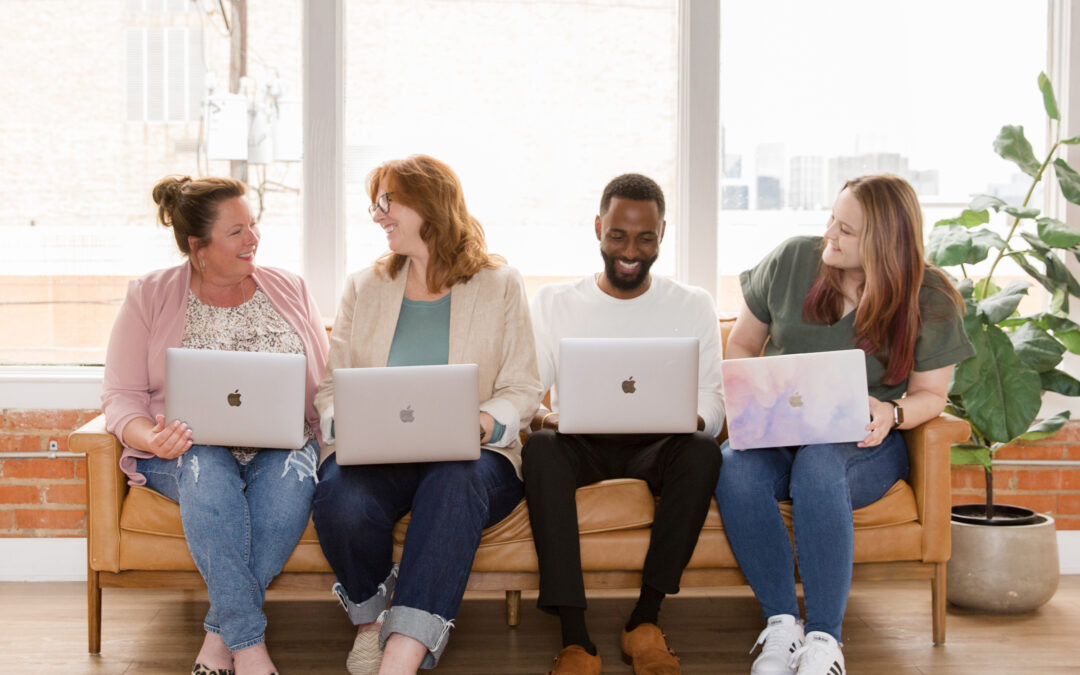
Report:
548,644,603,674
619,623,681,674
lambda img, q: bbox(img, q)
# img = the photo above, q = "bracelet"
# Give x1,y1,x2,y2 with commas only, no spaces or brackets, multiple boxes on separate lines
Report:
540,411,557,430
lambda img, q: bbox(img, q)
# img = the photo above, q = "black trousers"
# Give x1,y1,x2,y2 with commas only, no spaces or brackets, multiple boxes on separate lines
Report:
521,429,721,613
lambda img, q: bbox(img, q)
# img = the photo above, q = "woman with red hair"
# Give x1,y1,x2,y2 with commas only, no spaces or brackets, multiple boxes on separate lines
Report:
311,155,541,674
716,174,973,675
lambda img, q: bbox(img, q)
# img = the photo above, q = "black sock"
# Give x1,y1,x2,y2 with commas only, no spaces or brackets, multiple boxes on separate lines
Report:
558,607,596,655
626,584,665,632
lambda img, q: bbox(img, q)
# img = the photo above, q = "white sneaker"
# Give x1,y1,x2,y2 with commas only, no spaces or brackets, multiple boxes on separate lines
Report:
750,614,805,675
790,631,845,675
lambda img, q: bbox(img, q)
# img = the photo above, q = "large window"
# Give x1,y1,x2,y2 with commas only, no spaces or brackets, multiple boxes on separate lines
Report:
0,1,303,364
716,0,1049,307
343,0,680,293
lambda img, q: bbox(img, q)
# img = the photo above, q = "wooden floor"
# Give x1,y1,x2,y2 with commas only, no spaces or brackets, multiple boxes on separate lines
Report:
1,578,1078,674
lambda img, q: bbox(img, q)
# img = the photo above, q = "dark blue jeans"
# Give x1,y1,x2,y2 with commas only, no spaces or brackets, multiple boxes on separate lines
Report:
714,433,909,641
312,450,523,668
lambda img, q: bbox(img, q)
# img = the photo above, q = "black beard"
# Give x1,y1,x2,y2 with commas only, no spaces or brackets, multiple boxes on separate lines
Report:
601,249,658,292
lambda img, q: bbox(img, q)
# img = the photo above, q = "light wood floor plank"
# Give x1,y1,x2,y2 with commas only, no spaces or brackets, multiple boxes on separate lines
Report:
0,578,1076,673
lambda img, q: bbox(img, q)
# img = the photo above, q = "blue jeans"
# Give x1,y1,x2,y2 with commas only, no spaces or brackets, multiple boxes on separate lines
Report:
714,433,909,641
136,441,319,651
313,450,523,669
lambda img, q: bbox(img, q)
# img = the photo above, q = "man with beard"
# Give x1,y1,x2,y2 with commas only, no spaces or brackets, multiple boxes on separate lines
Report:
522,173,725,675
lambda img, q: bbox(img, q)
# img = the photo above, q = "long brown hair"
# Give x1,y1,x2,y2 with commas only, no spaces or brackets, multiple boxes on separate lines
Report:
803,174,961,385
368,155,502,292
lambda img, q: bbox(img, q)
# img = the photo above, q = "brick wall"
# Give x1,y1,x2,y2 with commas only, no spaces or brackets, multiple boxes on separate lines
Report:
4,407,1080,536
0,409,96,537
951,422,1080,530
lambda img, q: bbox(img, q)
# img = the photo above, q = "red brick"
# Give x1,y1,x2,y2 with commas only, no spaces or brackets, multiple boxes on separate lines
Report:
0,509,14,531
1063,469,1080,491
1058,495,1080,516
47,435,68,453
1044,421,1080,443
1014,470,1063,491
80,410,102,426
0,459,74,480
0,485,41,505
1065,446,1080,461
1054,516,1080,530
951,467,988,490
42,483,86,505
952,493,987,507
5,410,81,431
993,444,1067,461
74,459,86,480
0,434,42,453
989,493,1057,515
14,508,85,530
989,469,1017,490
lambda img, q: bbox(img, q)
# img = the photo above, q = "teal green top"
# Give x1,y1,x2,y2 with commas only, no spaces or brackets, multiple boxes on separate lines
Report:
740,236,975,401
386,294,504,443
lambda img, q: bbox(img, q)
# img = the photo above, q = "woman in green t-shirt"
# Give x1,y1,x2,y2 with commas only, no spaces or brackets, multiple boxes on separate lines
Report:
715,174,973,675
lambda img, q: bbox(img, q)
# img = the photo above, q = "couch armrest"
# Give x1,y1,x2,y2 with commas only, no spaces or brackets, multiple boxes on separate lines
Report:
901,413,970,563
69,415,127,573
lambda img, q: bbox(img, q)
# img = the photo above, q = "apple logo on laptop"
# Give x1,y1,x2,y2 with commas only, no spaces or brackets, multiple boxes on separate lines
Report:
788,391,803,408
400,405,415,423
621,376,636,394
227,389,242,407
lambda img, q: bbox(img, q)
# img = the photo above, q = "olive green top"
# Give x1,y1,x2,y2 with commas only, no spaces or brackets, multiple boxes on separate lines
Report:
739,236,975,401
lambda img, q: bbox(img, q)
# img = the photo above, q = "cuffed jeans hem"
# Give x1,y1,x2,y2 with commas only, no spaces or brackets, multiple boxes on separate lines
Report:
378,605,454,670
204,623,266,652
333,565,399,625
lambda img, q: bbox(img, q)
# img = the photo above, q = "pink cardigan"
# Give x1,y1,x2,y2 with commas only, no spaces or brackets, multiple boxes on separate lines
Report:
102,263,329,485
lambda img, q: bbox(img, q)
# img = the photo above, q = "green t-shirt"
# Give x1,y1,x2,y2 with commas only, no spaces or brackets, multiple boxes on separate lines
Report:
740,236,975,401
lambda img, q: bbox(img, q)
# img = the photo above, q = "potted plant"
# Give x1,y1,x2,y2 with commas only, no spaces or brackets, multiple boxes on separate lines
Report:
925,72,1080,612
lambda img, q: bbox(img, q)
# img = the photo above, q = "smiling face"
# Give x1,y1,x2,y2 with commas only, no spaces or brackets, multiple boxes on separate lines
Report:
821,187,865,272
371,180,427,260
595,196,665,299
190,196,259,280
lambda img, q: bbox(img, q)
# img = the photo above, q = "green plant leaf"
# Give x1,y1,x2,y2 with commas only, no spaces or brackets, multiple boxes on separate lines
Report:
1020,231,1051,254
1020,410,1071,440
1036,217,1080,248
1014,252,1056,291
1041,313,1080,333
950,444,993,469
977,280,1030,323
965,229,1007,265
970,194,1008,211
994,125,1041,177
1038,72,1060,121
973,277,1000,300
1011,321,1065,372
1051,286,1070,314
1062,136,1080,145
956,324,1042,443
1055,329,1080,354
1040,369,1080,396
926,223,972,267
954,277,974,299
1053,159,1080,205
1004,205,1041,219
935,209,991,229
1046,254,1080,298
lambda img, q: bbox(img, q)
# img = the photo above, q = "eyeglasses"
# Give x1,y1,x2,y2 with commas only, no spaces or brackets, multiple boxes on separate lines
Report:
368,192,394,217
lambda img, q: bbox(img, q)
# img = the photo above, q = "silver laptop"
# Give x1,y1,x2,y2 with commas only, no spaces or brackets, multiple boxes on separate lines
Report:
556,337,699,434
165,348,307,449
333,364,481,465
722,349,870,450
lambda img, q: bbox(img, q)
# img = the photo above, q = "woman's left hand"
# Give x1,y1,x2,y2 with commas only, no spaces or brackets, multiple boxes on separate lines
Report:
859,396,894,448
479,411,495,444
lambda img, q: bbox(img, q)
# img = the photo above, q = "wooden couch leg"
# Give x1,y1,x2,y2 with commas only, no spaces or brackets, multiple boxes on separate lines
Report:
932,562,946,646
88,567,102,654
505,590,521,627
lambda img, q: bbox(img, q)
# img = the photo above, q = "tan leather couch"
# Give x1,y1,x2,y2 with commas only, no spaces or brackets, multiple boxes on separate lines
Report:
71,319,970,654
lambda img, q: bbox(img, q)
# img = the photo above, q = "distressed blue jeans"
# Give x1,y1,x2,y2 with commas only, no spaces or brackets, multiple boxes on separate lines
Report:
714,433,909,641
136,440,319,651
313,450,523,669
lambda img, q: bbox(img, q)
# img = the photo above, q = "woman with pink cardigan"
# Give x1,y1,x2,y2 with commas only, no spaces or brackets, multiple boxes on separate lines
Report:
101,176,328,675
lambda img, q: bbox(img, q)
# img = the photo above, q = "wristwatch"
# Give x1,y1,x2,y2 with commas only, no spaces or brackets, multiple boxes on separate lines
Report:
888,400,904,428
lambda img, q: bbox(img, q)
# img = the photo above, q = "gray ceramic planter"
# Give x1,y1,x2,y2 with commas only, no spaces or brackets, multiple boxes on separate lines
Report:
947,513,1059,612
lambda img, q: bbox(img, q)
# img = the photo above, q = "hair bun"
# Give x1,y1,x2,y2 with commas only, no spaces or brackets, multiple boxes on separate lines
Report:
152,175,192,227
